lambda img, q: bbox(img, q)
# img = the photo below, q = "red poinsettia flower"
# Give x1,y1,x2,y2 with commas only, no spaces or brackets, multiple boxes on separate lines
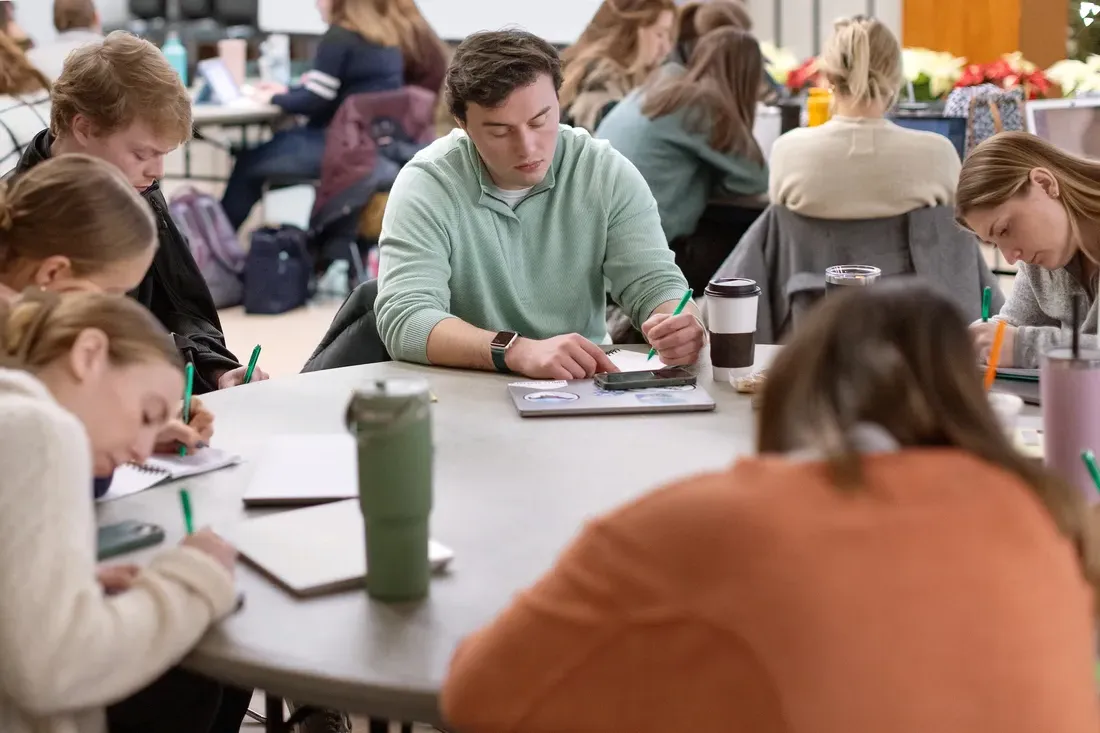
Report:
787,58,819,92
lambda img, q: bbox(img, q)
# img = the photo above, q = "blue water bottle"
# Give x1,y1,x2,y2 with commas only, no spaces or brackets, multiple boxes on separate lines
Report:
162,31,189,87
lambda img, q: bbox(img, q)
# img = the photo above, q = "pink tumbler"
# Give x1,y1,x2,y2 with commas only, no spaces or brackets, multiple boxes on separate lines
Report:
1041,346,1100,502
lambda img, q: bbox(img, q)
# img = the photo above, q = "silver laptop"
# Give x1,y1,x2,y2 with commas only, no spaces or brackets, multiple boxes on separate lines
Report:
1026,97,1100,159
508,379,716,417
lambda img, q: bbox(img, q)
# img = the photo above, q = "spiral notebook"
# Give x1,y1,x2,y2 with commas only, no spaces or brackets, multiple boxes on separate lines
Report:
98,448,242,502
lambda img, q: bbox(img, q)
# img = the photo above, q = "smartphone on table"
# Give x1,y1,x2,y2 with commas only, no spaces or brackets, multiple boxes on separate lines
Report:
594,366,697,391
97,520,165,560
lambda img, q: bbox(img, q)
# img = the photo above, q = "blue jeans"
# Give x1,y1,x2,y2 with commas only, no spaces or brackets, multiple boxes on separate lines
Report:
221,126,327,231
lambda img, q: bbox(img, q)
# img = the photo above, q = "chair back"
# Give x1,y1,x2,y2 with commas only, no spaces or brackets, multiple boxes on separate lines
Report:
214,0,257,26
301,279,391,372
129,0,166,19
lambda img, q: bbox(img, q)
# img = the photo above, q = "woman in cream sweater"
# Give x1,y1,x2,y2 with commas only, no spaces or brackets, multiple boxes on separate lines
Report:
769,16,960,219
0,290,241,733
442,282,1100,733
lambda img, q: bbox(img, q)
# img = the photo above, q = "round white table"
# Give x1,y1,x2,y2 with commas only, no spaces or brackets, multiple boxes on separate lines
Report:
95,348,775,729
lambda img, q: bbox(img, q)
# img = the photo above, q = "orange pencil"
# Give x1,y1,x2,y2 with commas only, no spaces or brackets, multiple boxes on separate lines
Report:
983,320,1007,391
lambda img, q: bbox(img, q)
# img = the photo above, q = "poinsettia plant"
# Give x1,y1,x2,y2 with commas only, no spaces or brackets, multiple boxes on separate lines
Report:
955,52,1056,99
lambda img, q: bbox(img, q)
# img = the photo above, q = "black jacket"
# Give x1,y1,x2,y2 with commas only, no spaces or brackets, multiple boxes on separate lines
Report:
301,279,389,372
14,130,240,393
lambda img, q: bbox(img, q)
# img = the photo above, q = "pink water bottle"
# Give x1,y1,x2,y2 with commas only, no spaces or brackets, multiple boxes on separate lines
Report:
1041,346,1100,502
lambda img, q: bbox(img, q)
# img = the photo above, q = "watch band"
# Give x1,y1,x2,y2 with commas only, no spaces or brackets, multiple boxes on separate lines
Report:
491,345,510,373
491,331,518,373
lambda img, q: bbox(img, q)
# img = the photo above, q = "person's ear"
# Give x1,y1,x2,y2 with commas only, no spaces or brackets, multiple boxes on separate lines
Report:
67,327,109,384
32,256,74,289
1029,167,1060,199
70,114,95,148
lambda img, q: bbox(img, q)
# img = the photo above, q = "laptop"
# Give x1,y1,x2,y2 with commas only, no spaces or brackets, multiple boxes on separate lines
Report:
1026,97,1100,159
508,378,716,417
196,57,254,107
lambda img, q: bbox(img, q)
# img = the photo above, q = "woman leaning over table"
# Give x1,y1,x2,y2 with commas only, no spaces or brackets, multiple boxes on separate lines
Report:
0,155,215,487
959,130,1100,369
0,290,246,733
442,281,1100,733
559,0,677,132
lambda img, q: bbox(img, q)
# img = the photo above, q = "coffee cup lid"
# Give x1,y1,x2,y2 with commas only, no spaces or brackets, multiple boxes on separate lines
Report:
705,278,761,298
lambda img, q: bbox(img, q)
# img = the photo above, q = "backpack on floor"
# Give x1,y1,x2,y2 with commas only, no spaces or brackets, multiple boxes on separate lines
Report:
244,225,313,315
168,187,247,308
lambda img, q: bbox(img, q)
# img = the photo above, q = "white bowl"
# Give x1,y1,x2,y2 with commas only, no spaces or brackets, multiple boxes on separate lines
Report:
988,392,1024,433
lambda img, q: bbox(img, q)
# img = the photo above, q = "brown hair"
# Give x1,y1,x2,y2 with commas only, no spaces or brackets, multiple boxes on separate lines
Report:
757,281,1099,594
446,30,562,122
560,0,677,110
0,31,48,95
678,0,752,49
642,28,763,159
390,0,446,68
0,290,181,371
54,0,97,32
957,131,1100,263
819,15,902,107
0,154,156,278
50,31,192,144
332,0,420,51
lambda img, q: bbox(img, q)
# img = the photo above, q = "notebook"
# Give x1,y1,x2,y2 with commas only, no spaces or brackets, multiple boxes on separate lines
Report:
220,499,455,597
99,448,242,502
242,434,358,507
606,348,666,372
508,378,716,417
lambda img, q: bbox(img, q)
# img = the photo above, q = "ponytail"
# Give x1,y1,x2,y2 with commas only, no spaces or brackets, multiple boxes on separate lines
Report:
819,15,902,107
0,289,181,371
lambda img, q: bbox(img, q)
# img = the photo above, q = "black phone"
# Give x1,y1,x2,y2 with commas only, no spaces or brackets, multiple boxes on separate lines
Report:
97,520,165,560
594,366,697,391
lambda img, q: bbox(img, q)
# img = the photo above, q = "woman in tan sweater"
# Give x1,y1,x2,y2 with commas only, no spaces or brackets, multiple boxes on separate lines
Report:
442,282,1100,733
769,16,959,219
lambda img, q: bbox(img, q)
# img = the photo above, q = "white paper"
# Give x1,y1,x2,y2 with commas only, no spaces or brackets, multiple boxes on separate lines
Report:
98,447,242,502
607,349,666,372
243,434,357,504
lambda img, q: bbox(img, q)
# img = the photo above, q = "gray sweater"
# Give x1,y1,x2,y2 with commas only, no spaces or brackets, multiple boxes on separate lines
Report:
993,257,1097,368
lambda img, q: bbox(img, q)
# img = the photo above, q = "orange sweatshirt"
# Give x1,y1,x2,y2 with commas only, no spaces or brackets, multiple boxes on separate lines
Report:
442,450,1100,733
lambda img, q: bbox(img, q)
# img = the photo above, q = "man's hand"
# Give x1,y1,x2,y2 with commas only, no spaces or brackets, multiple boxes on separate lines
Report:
96,564,140,595
641,312,707,365
505,334,620,380
217,366,270,389
154,397,215,455
970,321,1017,367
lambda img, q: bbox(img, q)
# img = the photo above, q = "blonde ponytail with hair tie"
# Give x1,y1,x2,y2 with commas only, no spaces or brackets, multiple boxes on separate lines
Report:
0,288,61,369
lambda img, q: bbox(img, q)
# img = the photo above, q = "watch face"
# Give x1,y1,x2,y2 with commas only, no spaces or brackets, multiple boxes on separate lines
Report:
491,331,518,349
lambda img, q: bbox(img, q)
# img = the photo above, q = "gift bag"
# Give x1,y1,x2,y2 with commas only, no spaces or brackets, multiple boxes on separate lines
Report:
945,84,1025,158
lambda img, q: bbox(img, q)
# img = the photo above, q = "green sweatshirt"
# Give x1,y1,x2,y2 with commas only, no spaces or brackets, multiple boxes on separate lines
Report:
375,125,688,363
595,87,769,242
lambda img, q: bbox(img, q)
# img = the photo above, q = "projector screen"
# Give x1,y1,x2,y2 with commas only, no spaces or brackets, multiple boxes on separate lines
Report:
259,0,602,44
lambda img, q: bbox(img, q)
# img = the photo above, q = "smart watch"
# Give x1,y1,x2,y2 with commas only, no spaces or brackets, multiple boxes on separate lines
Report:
490,331,519,373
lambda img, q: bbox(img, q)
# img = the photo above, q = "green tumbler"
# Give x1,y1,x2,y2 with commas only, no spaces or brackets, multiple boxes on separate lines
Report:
346,378,433,601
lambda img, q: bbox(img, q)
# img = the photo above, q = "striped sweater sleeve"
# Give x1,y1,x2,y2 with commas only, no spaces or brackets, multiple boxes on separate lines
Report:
271,38,348,118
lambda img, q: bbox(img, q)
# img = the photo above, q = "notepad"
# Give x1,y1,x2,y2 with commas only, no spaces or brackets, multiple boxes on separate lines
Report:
99,448,242,502
996,367,1039,382
220,499,454,597
242,434,358,507
607,348,665,372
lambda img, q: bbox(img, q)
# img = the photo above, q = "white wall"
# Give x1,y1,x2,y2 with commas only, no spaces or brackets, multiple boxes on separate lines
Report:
17,0,130,44
746,0,901,61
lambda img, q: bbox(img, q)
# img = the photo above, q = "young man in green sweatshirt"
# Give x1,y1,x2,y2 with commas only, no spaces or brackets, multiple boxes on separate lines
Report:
375,30,705,381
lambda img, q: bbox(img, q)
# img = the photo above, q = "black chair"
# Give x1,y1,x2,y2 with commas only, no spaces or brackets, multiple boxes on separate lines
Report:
214,0,258,26
179,0,213,19
129,0,167,19
301,280,391,373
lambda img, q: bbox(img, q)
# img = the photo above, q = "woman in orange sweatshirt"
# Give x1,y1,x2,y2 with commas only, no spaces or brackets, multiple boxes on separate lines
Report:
441,282,1100,733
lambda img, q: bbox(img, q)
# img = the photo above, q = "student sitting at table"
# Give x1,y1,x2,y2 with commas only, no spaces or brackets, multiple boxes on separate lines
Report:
12,31,267,393
0,154,216,491
225,0,406,231
27,0,102,82
958,131,1100,369
375,30,705,380
559,0,677,132
0,290,248,733
597,27,767,289
0,32,49,177
441,281,1100,733
768,15,959,219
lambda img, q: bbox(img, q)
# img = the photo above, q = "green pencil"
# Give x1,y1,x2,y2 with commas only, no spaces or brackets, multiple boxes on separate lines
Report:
243,344,262,384
648,288,694,361
179,362,194,457
179,488,194,535
1082,450,1100,497
981,286,992,322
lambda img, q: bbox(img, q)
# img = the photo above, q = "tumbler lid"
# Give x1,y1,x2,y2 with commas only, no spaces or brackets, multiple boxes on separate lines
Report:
1044,346,1100,369
705,278,761,298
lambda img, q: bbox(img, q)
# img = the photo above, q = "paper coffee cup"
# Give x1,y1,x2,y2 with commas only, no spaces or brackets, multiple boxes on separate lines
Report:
705,278,760,383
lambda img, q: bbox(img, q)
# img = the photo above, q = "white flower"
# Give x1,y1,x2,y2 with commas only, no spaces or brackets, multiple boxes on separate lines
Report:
759,41,801,86
1047,57,1100,96
901,47,966,97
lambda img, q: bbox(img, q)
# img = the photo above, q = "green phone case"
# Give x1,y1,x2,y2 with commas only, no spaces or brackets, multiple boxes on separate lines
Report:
97,520,165,560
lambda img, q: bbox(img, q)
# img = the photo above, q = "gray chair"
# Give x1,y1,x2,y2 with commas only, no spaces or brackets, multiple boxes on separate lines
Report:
714,204,1005,343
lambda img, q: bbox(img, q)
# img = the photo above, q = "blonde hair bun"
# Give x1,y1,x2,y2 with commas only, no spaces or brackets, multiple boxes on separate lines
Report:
819,15,902,107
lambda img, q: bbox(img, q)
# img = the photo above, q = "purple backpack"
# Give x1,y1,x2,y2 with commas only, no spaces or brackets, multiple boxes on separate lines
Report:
168,187,246,308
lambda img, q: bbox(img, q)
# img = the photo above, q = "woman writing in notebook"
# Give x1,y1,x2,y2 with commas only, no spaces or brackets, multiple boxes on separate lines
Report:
0,290,247,733
0,153,215,460
442,282,1100,733
958,131,1100,368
